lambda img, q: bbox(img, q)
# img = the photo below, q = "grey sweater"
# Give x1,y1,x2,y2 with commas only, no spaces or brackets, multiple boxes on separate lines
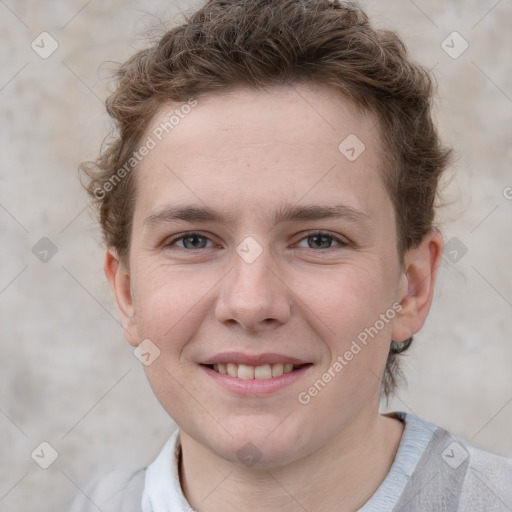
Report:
70,412,512,511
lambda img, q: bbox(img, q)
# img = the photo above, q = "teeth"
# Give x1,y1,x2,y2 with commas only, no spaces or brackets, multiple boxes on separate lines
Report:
227,363,238,378
238,364,254,380
272,363,284,377
254,364,272,379
211,362,299,379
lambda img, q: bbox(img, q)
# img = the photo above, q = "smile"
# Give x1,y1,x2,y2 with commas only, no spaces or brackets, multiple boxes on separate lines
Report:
205,362,308,379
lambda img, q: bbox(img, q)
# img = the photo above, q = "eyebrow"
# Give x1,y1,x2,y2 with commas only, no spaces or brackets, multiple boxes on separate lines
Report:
143,202,371,229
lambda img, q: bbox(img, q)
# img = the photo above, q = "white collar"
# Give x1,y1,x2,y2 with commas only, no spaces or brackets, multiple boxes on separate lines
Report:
142,429,196,512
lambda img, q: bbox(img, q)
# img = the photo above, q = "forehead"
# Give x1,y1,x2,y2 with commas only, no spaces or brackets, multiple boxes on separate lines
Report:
147,83,379,158
134,83,390,228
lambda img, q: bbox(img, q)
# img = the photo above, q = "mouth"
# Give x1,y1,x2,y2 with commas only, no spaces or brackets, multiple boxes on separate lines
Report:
201,362,312,380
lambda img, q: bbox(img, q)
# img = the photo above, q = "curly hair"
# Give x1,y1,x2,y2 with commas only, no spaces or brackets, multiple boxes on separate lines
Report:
81,0,452,399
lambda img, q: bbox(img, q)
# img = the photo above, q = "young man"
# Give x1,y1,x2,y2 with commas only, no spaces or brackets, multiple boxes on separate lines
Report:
73,1,512,510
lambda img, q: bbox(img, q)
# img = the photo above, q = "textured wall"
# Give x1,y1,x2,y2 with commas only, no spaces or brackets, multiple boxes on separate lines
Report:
1,1,511,510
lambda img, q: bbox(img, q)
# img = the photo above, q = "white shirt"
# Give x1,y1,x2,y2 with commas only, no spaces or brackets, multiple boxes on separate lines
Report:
71,411,512,511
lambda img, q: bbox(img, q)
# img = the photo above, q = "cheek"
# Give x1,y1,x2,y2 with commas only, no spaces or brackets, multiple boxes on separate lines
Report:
131,267,210,414
131,265,209,351
295,263,395,393
297,262,390,339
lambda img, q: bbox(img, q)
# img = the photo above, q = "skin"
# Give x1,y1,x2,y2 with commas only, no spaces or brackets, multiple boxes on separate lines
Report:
105,83,443,511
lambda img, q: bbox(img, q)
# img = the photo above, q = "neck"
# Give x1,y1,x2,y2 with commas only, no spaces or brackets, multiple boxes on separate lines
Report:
178,411,404,512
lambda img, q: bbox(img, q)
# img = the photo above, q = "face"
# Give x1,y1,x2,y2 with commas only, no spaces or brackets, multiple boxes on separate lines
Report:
106,83,440,468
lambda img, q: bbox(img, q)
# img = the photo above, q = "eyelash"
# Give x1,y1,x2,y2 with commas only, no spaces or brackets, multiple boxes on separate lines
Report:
163,231,349,251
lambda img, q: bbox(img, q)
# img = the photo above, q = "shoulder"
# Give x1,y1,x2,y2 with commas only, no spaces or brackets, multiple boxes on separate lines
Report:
69,468,146,512
467,442,512,477
389,412,512,511
458,442,512,509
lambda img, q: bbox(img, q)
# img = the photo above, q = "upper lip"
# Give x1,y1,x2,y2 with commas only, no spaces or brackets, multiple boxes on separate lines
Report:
200,352,311,366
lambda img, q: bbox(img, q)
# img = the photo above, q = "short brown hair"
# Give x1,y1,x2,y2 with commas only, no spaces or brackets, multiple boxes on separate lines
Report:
81,0,452,398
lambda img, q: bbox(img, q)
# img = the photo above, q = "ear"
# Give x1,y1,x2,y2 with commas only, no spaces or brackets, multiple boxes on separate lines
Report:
104,249,139,347
391,230,443,342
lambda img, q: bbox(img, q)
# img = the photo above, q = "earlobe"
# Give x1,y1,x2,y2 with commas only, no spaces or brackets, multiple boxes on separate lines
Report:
104,249,139,347
391,231,443,342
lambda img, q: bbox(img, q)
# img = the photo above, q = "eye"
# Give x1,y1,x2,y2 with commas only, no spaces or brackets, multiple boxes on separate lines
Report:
164,231,214,250
163,230,349,252
295,231,348,250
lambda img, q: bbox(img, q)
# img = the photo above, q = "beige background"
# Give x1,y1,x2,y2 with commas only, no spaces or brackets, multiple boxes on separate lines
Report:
1,0,511,510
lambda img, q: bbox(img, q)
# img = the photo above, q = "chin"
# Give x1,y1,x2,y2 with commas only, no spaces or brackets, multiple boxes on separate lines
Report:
204,417,310,469
216,440,303,470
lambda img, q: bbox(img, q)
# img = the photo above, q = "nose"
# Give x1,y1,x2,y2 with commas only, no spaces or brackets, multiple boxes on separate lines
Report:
215,245,292,332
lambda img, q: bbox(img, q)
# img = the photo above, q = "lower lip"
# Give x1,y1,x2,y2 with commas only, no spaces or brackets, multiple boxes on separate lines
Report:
200,364,312,395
